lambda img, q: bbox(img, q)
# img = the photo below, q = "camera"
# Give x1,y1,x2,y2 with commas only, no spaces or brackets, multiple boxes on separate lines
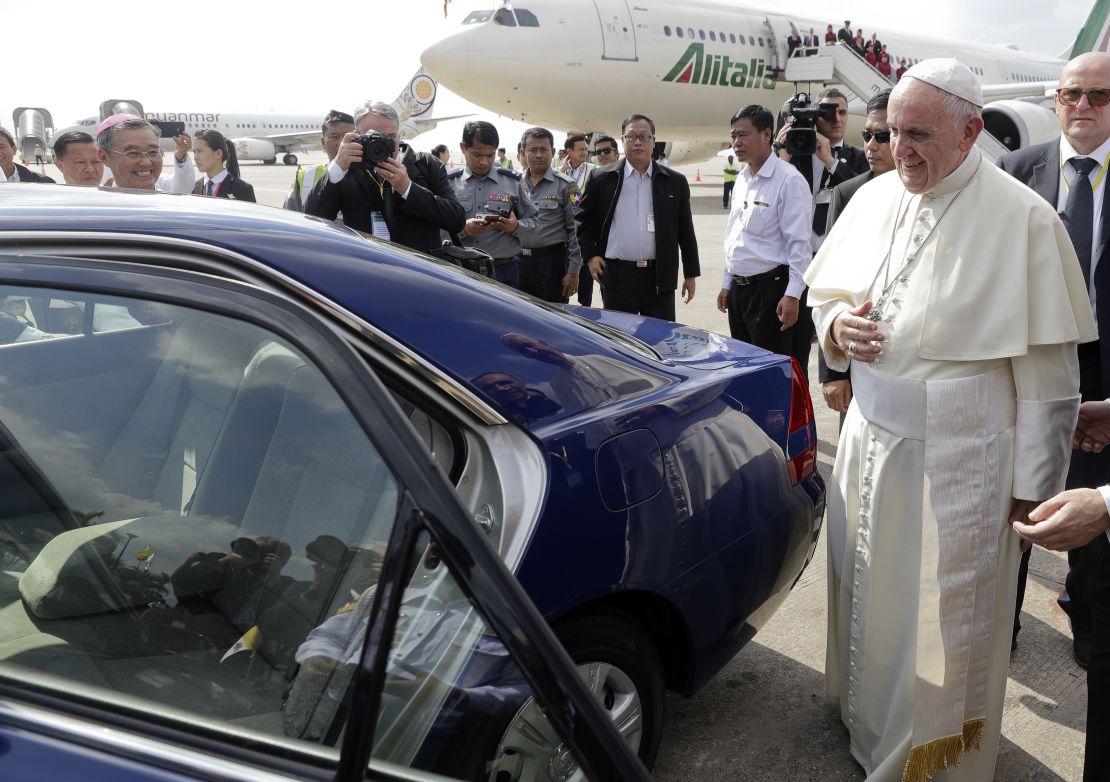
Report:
356,130,395,169
482,207,511,223
781,93,839,156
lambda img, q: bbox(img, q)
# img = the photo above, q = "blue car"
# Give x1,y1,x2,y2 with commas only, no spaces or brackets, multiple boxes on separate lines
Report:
0,187,823,780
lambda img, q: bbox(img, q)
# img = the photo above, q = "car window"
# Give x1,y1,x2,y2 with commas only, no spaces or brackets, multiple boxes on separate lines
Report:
0,284,402,764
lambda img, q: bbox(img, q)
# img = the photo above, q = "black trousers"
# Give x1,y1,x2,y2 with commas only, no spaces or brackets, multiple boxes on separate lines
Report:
601,260,675,321
723,181,734,208
577,264,594,306
493,257,520,290
726,266,792,355
519,245,569,303
1085,534,1110,780
789,288,814,384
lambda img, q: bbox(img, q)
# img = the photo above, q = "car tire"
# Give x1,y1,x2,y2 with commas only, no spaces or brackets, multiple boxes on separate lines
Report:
476,611,665,781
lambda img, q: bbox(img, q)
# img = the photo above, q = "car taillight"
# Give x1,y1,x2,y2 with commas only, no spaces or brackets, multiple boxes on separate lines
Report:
787,358,817,486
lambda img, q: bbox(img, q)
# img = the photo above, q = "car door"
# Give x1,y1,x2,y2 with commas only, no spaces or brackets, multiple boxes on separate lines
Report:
0,254,649,782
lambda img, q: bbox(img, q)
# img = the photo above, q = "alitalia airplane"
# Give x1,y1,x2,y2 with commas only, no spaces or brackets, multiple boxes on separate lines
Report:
420,0,1110,163
15,70,468,167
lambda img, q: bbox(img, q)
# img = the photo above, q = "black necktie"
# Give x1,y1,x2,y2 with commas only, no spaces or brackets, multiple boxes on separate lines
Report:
1064,156,1097,290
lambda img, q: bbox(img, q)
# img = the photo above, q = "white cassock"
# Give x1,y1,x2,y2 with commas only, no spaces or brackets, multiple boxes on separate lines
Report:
805,147,1096,782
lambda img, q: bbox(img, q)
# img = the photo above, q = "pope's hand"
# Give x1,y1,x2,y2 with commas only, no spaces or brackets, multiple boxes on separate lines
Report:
831,300,884,363
1074,400,1110,453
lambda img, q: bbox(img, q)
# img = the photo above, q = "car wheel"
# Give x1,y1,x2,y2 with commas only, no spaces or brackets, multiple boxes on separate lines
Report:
486,613,665,781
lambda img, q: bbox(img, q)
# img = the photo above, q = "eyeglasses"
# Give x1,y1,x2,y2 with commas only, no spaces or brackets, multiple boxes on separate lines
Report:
109,148,163,162
595,147,618,155
861,129,891,144
622,133,654,144
1056,88,1110,107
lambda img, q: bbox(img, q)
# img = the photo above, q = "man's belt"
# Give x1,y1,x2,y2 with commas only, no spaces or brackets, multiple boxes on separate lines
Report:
731,265,787,286
606,257,655,268
521,243,567,256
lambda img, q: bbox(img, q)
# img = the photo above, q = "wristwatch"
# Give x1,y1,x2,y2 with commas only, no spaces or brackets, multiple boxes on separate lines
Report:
772,142,785,152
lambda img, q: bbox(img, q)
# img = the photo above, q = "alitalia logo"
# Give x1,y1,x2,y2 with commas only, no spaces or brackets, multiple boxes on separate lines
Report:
663,43,777,90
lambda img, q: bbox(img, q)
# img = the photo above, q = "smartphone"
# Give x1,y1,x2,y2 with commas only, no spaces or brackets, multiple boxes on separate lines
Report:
153,120,187,139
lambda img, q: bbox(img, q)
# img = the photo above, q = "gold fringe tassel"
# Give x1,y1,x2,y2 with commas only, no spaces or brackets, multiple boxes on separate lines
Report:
901,719,988,782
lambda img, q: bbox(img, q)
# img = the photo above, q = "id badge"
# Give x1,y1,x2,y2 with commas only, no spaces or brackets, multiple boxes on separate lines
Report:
647,213,656,233
371,211,391,241
815,188,833,206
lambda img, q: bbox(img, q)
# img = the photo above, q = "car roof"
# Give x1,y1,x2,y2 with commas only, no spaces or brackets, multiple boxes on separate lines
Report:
0,186,675,428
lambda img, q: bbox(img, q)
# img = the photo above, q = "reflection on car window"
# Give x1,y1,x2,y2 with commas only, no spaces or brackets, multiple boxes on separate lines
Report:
0,285,401,761
0,290,170,346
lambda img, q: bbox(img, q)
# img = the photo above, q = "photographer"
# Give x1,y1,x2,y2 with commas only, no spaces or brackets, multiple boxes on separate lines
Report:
305,101,464,255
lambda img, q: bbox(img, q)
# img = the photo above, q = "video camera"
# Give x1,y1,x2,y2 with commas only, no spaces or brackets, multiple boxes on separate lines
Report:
781,93,839,157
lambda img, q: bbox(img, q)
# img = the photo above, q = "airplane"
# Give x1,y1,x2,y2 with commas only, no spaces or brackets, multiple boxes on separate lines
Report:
14,69,470,167
420,0,1110,164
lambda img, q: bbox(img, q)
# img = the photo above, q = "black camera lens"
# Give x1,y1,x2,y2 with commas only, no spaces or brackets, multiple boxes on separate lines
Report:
358,131,394,168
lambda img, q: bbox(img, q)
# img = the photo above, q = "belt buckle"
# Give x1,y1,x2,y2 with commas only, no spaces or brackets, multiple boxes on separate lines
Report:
733,274,751,285
635,260,648,268
521,248,533,256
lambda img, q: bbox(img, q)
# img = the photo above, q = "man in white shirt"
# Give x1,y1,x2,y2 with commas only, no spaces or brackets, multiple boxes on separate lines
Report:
96,115,194,192
562,133,594,190
716,104,811,355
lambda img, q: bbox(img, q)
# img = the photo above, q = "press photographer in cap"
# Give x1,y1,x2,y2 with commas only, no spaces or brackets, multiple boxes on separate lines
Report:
305,101,465,255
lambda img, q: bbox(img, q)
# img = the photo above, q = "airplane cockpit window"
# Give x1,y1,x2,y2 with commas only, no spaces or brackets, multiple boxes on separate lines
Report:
515,8,539,26
493,8,516,26
462,10,493,24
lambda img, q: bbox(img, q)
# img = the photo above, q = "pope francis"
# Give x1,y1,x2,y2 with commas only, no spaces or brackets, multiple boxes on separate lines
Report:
805,59,1097,781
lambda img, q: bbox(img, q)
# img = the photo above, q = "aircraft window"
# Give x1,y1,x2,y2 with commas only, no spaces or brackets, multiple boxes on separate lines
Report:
730,33,736,43
749,35,755,45
676,26,683,38
720,31,726,42
515,8,539,26
758,36,765,47
698,29,705,40
709,31,716,41
687,27,694,39
664,25,671,36
493,8,516,26
463,10,493,24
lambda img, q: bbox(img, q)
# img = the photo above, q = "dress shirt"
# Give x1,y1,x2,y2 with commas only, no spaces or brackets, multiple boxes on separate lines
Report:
451,167,538,260
521,167,583,273
2,165,19,183
155,155,196,195
722,153,812,298
604,161,656,262
567,162,592,190
202,169,229,195
1057,134,1110,318
326,158,412,199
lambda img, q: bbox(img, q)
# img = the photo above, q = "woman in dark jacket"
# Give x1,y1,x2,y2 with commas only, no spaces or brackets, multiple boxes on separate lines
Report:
192,129,256,202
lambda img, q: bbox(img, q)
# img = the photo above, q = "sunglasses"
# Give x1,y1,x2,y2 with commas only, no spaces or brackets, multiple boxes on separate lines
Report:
861,129,891,144
595,147,617,155
1057,88,1110,107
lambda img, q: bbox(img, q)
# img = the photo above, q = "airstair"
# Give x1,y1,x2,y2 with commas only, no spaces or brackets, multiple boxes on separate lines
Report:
13,108,53,162
778,39,1011,162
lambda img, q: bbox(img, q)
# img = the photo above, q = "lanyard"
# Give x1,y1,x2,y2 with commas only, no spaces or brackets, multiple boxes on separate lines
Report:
1060,147,1110,192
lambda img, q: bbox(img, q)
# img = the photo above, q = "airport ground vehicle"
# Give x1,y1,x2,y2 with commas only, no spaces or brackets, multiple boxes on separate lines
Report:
0,187,823,780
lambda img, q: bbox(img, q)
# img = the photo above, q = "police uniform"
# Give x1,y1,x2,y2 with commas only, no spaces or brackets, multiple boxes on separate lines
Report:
448,166,538,289
520,168,582,303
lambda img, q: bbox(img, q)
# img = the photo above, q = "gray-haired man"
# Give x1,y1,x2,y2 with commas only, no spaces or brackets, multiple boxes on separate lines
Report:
305,100,464,255
95,114,194,192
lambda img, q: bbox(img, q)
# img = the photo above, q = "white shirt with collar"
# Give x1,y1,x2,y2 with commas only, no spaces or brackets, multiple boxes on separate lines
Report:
604,161,656,263
156,154,196,194
722,153,813,298
201,169,229,194
2,164,19,183
1057,133,1110,319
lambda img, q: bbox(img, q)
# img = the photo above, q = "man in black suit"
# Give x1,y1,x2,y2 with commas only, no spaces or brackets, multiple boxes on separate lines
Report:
0,128,54,183
786,31,801,59
776,87,868,382
819,89,896,419
575,113,699,321
999,51,1110,667
837,21,853,46
306,100,465,256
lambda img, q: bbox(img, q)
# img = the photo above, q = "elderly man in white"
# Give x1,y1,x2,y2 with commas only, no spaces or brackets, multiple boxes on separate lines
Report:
806,59,1096,781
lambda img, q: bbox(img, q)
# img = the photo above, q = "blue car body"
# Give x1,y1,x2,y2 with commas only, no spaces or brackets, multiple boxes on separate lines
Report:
0,188,823,726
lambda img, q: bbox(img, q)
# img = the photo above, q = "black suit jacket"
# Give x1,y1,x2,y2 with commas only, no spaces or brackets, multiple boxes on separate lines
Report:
12,164,53,184
817,169,881,384
789,145,869,235
574,159,700,291
999,141,1110,396
192,173,256,202
306,145,465,256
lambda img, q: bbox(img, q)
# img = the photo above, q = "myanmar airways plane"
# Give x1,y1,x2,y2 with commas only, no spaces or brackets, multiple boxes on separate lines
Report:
21,70,465,166
420,0,1110,163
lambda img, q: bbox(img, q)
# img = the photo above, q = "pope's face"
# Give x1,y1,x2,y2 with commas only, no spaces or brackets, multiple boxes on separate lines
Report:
56,142,104,185
889,81,981,194
1056,53,1110,155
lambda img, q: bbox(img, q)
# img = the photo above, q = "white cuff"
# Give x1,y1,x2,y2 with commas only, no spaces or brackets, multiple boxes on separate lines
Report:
817,303,852,373
1100,485,1110,542
1012,395,1081,500
400,181,412,199
327,159,347,184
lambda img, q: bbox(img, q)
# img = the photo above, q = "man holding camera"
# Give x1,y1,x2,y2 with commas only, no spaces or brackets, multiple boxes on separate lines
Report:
306,101,464,256
448,121,538,289
776,87,868,381
717,105,811,355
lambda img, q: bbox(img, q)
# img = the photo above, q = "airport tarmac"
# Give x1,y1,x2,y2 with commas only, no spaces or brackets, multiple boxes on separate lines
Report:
40,150,1085,779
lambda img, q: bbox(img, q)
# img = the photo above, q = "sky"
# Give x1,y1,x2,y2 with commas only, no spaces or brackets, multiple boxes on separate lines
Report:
0,0,1095,153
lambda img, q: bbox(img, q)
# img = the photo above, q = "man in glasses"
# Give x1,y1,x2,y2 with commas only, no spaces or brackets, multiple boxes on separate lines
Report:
818,89,895,420
0,128,54,183
95,115,194,192
808,59,1093,781
572,134,618,307
575,114,699,321
307,101,465,257
999,51,1110,774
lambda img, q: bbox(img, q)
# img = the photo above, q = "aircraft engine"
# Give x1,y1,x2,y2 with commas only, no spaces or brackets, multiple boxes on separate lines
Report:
650,140,729,166
233,138,277,162
982,99,1059,152
12,107,53,161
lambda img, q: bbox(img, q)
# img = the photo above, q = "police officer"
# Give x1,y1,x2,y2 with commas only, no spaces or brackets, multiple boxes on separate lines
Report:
518,127,583,303
449,121,537,289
